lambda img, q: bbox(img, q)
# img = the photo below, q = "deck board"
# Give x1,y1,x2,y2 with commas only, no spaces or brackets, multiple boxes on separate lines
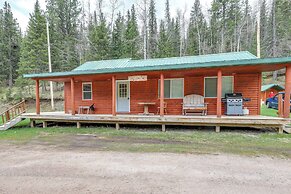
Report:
21,112,290,129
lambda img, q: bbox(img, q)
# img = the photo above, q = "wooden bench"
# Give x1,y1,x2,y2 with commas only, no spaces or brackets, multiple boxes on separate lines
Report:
182,94,208,115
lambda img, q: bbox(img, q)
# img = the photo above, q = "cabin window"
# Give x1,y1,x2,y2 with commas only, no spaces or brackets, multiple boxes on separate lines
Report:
204,76,233,98
82,82,92,100
158,78,184,98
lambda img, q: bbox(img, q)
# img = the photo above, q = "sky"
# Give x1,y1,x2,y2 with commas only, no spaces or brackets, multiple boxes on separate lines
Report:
1,0,257,32
1,0,214,31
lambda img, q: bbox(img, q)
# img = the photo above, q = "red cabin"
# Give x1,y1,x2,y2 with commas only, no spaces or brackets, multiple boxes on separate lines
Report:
23,51,291,133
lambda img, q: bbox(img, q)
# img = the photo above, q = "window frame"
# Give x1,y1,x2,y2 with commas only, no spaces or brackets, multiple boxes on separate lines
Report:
82,82,93,100
158,78,184,99
204,76,234,98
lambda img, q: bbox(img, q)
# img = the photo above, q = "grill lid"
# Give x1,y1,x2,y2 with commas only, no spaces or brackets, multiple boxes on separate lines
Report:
225,93,243,98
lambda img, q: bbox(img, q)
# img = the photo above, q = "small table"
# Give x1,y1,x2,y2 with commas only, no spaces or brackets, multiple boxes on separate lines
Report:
138,102,156,115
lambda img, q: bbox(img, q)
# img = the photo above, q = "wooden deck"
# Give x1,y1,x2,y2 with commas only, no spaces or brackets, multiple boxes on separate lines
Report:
21,112,291,133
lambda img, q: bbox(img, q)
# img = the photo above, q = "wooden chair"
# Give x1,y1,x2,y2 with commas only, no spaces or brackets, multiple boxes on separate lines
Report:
182,94,208,115
157,102,168,115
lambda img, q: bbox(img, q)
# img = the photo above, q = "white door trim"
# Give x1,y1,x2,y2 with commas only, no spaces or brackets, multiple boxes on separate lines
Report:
116,80,130,113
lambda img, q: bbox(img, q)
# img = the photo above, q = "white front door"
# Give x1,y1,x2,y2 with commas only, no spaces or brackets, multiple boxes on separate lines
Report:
116,81,130,112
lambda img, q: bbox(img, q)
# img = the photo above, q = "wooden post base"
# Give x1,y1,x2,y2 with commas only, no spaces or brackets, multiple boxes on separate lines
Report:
215,126,220,133
162,124,166,132
30,120,35,128
278,125,284,134
116,123,120,130
77,122,81,129
43,121,47,128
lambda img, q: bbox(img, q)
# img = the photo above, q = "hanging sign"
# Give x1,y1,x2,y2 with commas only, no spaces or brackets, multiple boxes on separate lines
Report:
128,75,147,81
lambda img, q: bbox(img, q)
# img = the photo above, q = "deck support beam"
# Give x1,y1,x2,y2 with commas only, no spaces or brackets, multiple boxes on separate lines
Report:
162,124,166,132
112,76,116,116
77,122,81,129
70,78,75,115
215,126,220,133
160,73,164,117
217,70,222,118
35,79,40,115
284,65,291,118
30,119,35,128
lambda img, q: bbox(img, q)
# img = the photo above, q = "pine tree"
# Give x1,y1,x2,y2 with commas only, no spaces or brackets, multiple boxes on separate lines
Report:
16,0,48,87
187,0,207,55
46,0,81,71
0,9,5,84
110,12,125,59
260,0,268,57
157,20,170,57
0,2,21,87
124,5,140,59
88,12,110,60
165,0,171,31
148,0,158,58
172,17,181,56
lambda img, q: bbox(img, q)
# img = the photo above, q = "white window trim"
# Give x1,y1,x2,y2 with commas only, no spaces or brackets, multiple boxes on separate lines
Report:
82,82,93,100
158,78,184,99
204,76,234,98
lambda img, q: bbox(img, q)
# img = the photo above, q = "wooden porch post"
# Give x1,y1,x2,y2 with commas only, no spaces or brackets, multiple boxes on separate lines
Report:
160,73,164,117
217,70,222,117
112,75,116,116
278,94,283,117
70,78,75,115
283,66,291,118
35,79,40,115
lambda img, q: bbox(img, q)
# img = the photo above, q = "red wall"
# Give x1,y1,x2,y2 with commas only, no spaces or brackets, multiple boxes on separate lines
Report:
64,73,261,115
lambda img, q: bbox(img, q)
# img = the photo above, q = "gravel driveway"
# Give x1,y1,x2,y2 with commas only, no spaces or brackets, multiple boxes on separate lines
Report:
0,146,290,194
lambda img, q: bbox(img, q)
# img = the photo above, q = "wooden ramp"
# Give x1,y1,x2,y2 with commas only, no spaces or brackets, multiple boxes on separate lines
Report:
0,100,26,131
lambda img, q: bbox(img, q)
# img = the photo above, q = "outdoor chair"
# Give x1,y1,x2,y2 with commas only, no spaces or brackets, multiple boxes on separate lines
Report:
182,94,208,115
157,102,168,115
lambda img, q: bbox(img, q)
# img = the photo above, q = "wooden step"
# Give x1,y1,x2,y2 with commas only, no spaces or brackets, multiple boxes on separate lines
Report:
0,117,23,131
284,125,291,134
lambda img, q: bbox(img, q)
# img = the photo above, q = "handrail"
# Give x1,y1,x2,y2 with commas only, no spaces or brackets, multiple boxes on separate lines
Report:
0,100,26,125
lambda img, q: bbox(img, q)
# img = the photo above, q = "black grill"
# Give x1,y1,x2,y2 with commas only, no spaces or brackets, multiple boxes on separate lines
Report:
222,93,250,115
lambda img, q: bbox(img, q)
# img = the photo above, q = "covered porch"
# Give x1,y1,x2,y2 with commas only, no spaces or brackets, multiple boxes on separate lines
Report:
32,63,291,118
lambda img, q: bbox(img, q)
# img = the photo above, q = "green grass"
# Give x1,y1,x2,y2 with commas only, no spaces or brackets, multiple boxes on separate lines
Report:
261,104,279,117
260,104,291,117
0,119,290,158
0,105,290,158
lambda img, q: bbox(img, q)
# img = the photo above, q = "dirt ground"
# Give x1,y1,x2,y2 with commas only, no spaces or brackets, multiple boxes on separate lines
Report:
0,145,290,194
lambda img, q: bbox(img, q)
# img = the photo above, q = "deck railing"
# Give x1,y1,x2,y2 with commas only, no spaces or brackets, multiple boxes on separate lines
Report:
0,100,26,125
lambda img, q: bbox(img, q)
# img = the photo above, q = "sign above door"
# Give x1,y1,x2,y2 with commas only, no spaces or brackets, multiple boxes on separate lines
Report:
128,75,147,82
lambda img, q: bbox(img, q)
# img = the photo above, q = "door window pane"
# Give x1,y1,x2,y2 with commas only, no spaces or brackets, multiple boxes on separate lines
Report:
119,83,128,98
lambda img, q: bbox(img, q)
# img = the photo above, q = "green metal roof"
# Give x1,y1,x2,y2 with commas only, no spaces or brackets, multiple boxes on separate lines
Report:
73,58,131,71
23,51,291,79
261,84,285,92
73,51,256,71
